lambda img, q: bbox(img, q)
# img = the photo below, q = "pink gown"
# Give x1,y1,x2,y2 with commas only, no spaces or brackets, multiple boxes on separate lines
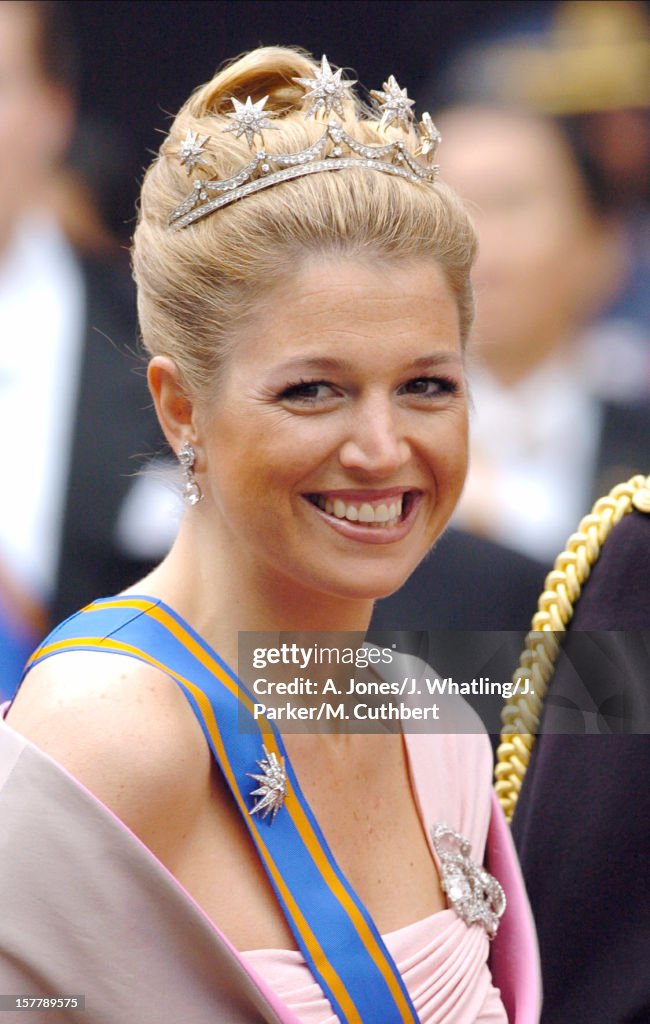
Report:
0,702,540,1023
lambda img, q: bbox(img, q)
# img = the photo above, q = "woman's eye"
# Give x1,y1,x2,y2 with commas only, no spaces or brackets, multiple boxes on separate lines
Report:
279,380,337,403
400,376,459,398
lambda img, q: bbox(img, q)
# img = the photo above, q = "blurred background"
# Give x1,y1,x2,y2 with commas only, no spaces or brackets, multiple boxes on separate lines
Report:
1,0,649,697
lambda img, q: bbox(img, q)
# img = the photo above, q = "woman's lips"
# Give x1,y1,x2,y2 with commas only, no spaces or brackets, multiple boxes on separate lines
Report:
304,489,421,543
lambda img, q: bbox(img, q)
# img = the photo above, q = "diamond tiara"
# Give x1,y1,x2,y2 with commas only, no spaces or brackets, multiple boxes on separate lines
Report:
168,55,441,231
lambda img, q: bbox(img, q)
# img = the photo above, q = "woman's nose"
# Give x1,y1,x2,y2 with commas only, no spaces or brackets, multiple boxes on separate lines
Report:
338,399,410,477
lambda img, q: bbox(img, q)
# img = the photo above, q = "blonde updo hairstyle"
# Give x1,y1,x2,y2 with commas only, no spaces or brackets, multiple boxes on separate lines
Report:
133,46,477,399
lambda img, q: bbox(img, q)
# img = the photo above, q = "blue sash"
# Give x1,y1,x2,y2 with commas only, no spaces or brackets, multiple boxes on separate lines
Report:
24,596,420,1024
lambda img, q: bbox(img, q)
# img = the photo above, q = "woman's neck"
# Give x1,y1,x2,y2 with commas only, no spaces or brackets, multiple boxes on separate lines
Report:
131,517,375,670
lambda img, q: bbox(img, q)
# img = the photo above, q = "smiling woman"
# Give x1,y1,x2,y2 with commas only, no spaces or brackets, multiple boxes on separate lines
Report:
1,47,539,1024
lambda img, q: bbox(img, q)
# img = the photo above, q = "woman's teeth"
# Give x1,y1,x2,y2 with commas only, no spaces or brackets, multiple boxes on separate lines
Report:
313,495,404,527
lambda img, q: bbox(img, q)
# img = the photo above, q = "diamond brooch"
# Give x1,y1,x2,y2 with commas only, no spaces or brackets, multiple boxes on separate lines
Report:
432,824,506,939
247,745,288,823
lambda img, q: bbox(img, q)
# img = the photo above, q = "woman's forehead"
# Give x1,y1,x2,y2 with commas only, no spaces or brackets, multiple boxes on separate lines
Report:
225,258,462,369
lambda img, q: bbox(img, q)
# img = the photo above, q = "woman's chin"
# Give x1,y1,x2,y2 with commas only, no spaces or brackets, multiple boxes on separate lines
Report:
321,560,425,604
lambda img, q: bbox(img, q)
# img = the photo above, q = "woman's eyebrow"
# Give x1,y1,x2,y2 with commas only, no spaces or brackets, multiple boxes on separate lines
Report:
272,356,348,374
272,352,463,375
406,353,464,370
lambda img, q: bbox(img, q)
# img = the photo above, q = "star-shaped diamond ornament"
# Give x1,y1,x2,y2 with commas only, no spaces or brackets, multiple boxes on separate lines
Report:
415,112,441,162
247,745,288,823
178,129,211,175
293,55,357,120
370,75,415,130
222,95,278,149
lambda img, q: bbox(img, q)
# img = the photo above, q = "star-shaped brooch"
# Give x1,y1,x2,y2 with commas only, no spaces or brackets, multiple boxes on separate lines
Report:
247,745,288,823
370,75,415,130
293,54,357,120
222,95,278,150
178,128,211,175
415,112,441,162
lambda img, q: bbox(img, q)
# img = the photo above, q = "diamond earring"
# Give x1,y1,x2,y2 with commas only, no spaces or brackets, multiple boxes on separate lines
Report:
178,441,203,505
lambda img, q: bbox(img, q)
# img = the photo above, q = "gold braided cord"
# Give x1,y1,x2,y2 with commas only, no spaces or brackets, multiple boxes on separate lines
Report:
494,473,650,824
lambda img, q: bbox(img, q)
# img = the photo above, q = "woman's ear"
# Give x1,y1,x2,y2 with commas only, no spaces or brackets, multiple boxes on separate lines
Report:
147,356,197,454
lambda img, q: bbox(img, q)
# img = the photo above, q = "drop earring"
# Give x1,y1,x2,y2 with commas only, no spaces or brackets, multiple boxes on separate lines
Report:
178,441,203,505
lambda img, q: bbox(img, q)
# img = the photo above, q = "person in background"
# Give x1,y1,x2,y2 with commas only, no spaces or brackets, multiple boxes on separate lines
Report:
441,0,650,389
508,481,650,1023
0,1,163,697
435,102,650,563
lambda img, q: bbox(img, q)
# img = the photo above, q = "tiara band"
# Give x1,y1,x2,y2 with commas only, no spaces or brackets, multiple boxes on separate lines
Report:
169,121,439,230
167,57,441,231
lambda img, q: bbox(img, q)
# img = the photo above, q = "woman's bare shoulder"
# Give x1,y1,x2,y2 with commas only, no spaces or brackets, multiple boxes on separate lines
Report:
6,650,211,841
